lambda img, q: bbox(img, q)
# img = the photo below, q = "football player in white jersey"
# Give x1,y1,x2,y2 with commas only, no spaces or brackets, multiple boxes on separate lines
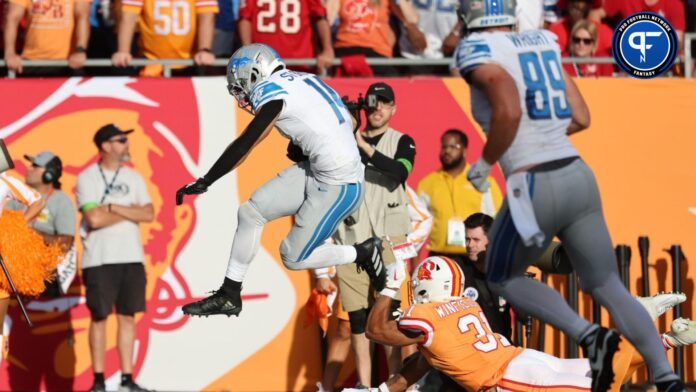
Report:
176,44,387,318
453,1,685,391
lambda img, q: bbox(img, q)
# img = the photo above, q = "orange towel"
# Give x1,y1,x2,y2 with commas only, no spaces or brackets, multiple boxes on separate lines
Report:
0,211,61,296
304,289,332,337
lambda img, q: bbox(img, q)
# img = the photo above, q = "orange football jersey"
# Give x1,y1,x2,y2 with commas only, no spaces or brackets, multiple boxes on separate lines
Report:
122,0,218,60
398,298,523,391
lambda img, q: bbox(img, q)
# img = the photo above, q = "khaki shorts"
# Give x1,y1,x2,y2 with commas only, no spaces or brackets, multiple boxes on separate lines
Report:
337,235,406,313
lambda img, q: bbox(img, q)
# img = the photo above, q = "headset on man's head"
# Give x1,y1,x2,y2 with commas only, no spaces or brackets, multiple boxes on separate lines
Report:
42,156,63,185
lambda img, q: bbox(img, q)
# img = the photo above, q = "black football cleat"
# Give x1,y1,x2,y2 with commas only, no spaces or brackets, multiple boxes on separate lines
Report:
580,326,621,392
354,237,387,292
655,379,687,392
182,289,242,317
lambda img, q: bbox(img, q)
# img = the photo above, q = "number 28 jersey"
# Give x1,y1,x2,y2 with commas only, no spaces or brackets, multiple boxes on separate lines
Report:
239,0,327,59
455,30,578,176
399,298,523,391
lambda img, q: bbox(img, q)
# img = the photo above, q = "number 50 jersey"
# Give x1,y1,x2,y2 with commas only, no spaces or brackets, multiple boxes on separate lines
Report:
123,0,219,60
455,30,579,176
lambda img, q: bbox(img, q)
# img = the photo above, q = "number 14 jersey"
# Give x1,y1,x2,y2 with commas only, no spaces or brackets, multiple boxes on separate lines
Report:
454,30,578,176
399,298,524,391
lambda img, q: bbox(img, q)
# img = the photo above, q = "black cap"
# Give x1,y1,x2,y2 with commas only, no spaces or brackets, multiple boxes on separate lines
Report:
94,124,134,148
366,82,395,103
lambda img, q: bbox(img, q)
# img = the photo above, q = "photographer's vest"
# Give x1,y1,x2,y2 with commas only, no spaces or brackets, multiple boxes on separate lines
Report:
336,128,410,244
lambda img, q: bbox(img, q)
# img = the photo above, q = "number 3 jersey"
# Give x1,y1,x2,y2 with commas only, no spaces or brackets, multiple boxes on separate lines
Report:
455,30,578,176
249,70,364,185
399,298,523,391
122,0,219,60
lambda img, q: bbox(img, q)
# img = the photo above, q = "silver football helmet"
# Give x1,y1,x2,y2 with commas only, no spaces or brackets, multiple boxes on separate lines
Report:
226,43,286,110
458,0,517,31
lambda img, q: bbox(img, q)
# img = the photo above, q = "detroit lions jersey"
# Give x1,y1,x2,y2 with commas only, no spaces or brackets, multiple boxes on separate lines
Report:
455,30,578,176
249,70,363,185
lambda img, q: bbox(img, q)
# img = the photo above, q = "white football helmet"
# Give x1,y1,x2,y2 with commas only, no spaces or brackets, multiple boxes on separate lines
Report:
411,256,465,304
226,43,286,110
458,0,517,31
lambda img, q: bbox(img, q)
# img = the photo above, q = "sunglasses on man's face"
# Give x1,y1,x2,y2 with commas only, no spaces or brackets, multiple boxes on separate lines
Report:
109,137,129,144
572,37,594,45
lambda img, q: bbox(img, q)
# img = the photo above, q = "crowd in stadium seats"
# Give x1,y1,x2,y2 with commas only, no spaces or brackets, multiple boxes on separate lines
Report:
0,0,693,75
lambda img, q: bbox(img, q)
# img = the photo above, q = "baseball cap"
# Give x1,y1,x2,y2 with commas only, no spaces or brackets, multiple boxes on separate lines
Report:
93,124,134,148
366,82,395,103
24,151,60,168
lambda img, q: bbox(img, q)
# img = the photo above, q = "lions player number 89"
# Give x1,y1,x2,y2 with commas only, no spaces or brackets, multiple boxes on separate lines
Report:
518,50,572,120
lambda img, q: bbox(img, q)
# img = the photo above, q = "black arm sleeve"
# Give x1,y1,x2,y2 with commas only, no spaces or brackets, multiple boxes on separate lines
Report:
368,134,416,184
202,100,283,185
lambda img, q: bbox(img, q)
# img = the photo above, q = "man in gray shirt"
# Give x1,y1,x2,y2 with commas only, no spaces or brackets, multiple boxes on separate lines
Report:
23,151,76,296
77,124,154,392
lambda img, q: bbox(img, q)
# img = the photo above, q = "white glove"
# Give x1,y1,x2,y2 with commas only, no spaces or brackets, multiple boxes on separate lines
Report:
380,258,406,298
466,157,492,193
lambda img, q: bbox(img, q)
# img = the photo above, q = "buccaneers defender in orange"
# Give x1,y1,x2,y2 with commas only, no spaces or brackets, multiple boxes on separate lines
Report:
361,256,694,392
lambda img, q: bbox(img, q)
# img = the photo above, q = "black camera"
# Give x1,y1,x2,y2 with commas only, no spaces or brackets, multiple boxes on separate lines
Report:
341,93,379,132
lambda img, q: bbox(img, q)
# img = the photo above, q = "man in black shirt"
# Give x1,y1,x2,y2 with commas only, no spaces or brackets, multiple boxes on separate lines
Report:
461,213,512,339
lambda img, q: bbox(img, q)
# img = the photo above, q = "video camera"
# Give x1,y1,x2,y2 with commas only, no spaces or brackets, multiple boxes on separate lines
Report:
341,93,379,133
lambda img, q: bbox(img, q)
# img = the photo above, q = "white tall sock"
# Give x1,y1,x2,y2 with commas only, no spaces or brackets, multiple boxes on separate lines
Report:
284,243,357,271
225,202,267,282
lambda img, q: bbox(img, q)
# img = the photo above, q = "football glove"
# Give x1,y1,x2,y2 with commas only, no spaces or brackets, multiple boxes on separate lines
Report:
176,177,209,205
467,157,492,192
380,258,406,298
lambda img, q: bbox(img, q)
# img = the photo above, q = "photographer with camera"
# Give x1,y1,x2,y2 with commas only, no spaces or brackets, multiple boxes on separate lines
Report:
334,82,417,388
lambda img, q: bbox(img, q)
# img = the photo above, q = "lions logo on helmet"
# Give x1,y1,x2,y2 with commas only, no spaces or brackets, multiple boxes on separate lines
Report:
458,0,517,31
411,256,465,304
226,44,286,111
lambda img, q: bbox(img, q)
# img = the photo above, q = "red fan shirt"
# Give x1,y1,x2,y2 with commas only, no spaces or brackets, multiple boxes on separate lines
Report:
239,0,327,59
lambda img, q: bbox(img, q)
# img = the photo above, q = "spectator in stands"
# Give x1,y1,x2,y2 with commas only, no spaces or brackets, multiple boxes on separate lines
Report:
398,0,453,73
516,0,545,31
590,0,685,45
417,129,502,265
548,0,612,57
77,124,154,392
238,0,333,74
86,0,118,63
328,0,425,76
3,0,91,75
565,20,614,76
111,0,218,76
212,0,239,57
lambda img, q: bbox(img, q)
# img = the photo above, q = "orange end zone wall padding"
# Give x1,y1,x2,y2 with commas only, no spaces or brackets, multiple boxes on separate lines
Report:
0,77,693,390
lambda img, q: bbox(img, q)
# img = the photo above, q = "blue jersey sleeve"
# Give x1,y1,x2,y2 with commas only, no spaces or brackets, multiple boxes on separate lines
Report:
455,36,493,75
250,81,288,111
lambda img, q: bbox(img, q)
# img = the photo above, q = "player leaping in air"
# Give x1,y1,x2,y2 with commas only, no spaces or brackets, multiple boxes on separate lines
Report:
175,44,386,317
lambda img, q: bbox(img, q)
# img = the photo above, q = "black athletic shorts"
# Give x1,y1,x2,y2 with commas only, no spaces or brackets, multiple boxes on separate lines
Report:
83,263,146,319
